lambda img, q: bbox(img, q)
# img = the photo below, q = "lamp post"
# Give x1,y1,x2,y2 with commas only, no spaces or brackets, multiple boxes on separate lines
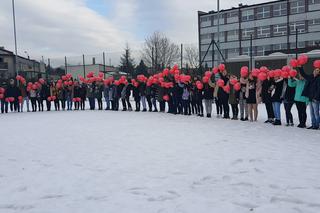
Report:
217,0,220,65
12,0,19,78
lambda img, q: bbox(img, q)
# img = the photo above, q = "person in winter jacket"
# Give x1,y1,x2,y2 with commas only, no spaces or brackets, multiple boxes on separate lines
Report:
41,81,51,111
282,79,295,126
261,78,275,123
5,79,21,112
51,82,60,111
182,84,191,115
218,71,230,119
29,86,38,112
19,82,29,112
298,67,320,129
65,83,74,111
239,77,248,121
146,85,153,112
271,76,284,125
58,86,67,110
0,82,8,113
229,79,240,120
150,84,158,112
138,82,147,112
103,84,110,110
288,74,309,128
87,82,96,110
203,79,215,118
246,75,258,122
79,83,87,110
95,81,104,110
133,84,141,111
157,84,165,112
73,82,81,110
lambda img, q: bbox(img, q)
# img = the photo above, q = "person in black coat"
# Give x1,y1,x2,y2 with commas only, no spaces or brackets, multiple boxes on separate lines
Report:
1,82,8,113
261,78,275,123
271,77,284,125
79,83,87,110
5,79,21,112
74,82,81,110
283,79,296,126
299,67,320,129
133,84,141,111
41,82,51,111
218,72,230,119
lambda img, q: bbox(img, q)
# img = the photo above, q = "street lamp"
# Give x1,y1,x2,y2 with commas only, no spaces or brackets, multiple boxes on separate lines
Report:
12,0,19,78
217,0,220,65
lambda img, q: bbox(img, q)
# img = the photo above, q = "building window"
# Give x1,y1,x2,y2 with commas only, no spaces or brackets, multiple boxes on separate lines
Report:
257,6,271,19
200,17,209,22
309,0,320,5
273,24,287,36
242,28,255,40
242,47,250,56
227,11,238,18
308,18,320,26
273,3,287,16
257,45,271,56
273,43,288,51
227,30,239,41
200,34,211,40
291,42,306,49
242,9,254,21
257,26,271,38
307,40,320,47
290,21,306,34
290,0,305,14
228,48,239,55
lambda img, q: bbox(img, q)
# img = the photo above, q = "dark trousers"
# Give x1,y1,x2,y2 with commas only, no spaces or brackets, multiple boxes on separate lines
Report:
54,100,60,111
112,98,119,111
9,101,19,112
80,99,85,110
191,100,197,114
46,100,51,111
146,96,152,111
60,99,66,110
74,102,80,110
231,104,239,119
1,100,8,113
175,98,183,114
31,97,37,112
197,99,204,115
159,101,165,112
215,97,223,115
89,97,95,110
284,102,294,124
97,98,103,110
182,100,191,115
135,101,141,111
222,99,230,118
296,101,307,126
38,98,44,111
265,102,274,119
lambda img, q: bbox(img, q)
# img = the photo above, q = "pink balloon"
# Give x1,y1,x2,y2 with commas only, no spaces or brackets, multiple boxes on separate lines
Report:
234,82,241,91
202,76,209,83
313,60,320,69
290,59,299,68
258,72,267,81
217,79,225,87
230,78,238,85
240,66,249,77
163,95,169,102
223,85,230,93
212,67,219,74
252,69,260,77
218,64,225,71
289,70,298,78
298,54,308,66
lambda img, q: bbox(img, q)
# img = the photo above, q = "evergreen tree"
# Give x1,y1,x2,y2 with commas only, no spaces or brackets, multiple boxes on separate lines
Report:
120,44,135,76
135,60,148,77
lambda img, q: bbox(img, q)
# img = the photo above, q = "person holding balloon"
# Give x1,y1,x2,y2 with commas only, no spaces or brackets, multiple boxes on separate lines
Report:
246,74,258,122
19,81,29,112
270,75,284,126
229,76,240,120
282,78,296,126
0,82,8,113
79,83,87,110
29,84,38,112
5,79,20,112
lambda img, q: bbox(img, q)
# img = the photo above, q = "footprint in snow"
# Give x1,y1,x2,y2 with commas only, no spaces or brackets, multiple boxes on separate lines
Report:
0,204,34,211
40,194,65,200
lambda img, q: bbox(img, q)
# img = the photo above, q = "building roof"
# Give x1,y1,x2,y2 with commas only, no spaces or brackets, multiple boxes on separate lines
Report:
0,47,40,64
198,0,287,17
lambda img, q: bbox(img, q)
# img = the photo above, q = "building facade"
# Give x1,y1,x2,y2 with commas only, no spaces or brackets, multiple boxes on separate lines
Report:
66,64,117,80
0,47,44,82
198,0,320,68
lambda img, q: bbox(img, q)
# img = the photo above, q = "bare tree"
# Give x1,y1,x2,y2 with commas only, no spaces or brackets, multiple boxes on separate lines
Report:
141,31,180,72
184,45,199,69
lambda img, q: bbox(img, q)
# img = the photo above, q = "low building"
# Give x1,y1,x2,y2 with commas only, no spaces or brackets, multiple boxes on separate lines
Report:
0,47,44,82
66,64,118,80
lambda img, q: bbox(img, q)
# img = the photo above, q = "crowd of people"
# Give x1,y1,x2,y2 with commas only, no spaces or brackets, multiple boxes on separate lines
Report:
1,57,320,130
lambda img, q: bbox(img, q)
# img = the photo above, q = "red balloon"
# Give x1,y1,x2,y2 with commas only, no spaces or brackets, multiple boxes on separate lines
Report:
258,72,267,81
61,75,67,81
52,96,56,101
274,69,282,77
32,84,38,90
260,66,268,73
163,95,169,102
196,82,203,90
218,64,225,71
163,69,169,76
16,75,22,81
217,79,225,87
212,67,219,74
205,71,212,78
202,76,209,83
39,78,45,84
230,78,238,85
282,66,291,72
268,70,275,78
9,97,15,102
223,85,230,93
0,87,5,94
289,70,298,78
47,97,52,101
290,59,299,68
0,94,4,99
240,66,249,77
298,54,308,66
281,71,289,79
313,60,320,69
234,82,241,91
252,69,260,77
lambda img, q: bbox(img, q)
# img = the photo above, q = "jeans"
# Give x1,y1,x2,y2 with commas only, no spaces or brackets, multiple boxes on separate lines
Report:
20,97,30,112
272,102,282,121
265,102,275,120
310,100,320,128
215,97,223,115
204,99,213,115
89,97,95,110
104,96,110,110
67,97,73,110
141,96,147,110
284,102,294,124
231,104,239,119
239,99,248,119
182,99,190,115
296,101,307,126
1,100,8,113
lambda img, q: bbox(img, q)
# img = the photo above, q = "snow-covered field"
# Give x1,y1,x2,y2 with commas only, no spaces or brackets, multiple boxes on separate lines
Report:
0,104,319,213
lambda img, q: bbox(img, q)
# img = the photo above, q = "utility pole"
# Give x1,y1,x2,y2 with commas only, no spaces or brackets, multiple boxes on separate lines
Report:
217,0,221,65
181,43,183,70
295,28,298,59
64,56,68,75
151,47,154,74
82,54,86,77
250,35,253,71
103,52,106,78
12,0,19,80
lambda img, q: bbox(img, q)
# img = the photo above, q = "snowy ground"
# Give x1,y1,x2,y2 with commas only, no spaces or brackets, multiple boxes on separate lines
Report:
0,103,319,213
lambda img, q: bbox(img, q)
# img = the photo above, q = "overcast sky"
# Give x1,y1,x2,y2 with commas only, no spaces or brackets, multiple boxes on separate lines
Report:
0,0,268,64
